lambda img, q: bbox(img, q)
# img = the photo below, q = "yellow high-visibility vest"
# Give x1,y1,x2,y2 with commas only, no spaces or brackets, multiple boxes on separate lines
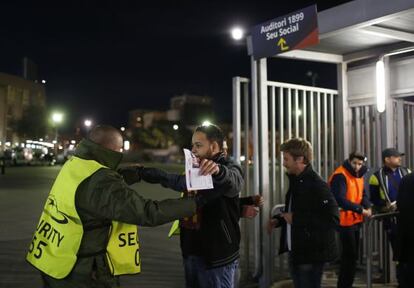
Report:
26,156,141,279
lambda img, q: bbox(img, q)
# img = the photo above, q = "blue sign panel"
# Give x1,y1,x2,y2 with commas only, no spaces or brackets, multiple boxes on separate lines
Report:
251,5,319,60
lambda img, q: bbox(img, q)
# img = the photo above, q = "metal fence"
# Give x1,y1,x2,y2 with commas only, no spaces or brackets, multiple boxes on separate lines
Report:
232,76,340,284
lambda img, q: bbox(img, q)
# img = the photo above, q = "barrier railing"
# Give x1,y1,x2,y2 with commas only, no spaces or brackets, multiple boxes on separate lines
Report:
366,211,399,288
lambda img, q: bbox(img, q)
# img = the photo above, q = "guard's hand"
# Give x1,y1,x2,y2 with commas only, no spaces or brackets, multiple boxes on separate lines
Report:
282,212,293,224
389,203,397,212
118,165,143,185
362,208,372,218
242,205,259,219
199,159,220,176
252,195,264,207
267,218,279,234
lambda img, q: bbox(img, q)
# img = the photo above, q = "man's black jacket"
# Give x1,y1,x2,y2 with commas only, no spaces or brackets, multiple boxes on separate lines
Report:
140,153,244,268
276,165,339,265
396,173,414,263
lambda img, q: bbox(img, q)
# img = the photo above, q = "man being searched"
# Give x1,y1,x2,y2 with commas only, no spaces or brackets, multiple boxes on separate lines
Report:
120,123,244,288
268,138,339,288
26,125,207,288
329,152,372,288
369,148,410,286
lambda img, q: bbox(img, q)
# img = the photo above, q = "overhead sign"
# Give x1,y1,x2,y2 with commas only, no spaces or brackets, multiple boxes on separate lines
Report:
251,5,319,60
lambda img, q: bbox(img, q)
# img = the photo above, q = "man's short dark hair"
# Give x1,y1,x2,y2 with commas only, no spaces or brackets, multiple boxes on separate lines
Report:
195,124,224,150
349,151,367,162
280,138,313,165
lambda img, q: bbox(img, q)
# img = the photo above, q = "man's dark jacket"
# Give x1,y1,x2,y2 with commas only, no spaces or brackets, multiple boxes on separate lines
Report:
276,165,339,265
140,153,244,268
396,173,414,263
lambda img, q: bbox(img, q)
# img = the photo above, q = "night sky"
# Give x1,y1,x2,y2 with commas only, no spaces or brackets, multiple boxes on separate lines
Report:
0,0,351,132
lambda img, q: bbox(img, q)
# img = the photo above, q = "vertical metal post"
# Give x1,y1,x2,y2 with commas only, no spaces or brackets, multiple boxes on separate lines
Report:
310,92,315,167
355,107,362,152
279,88,285,201
411,106,414,168
250,56,261,280
376,111,383,166
396,100,405,155
316,92,321,174
405,105,410,167
270,87,276,208
269,86,276,283
337,62,350,159
295,89,299,138
257,58,271,288
365,106,371,165
243,80,251,280
287,89,292,139
323,93,328,179
303,91,307,141
367,220,373,288
233,77,241,163
330,94,335,173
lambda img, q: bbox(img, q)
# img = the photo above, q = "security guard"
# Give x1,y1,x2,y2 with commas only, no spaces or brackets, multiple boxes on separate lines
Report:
369,148,410,212
369,148,410,286
329,152,372,288
27,125,200,288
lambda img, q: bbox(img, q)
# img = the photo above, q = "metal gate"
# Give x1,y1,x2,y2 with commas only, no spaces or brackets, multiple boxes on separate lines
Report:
232,75,340,285
350,99,414,285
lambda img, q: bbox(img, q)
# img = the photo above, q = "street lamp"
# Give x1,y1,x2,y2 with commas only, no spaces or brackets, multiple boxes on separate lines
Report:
51,112,64,153
84,119,92,128
231,27,244,40
52,112,63,125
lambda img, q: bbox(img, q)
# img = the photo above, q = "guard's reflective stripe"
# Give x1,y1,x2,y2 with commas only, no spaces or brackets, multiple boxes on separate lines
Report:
168,220,180,238
329,166,364,227
27,156,141,278
106,221,141,275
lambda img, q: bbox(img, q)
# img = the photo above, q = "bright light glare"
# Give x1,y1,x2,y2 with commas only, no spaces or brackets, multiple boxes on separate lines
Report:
84,119,92,127
202,120,211,127
173,124,179,130
124,140,130,151
120,127,126,132
52,112,63,123
376,59,385,113
42,80,46,84
231,27,244,40
240,155,246,162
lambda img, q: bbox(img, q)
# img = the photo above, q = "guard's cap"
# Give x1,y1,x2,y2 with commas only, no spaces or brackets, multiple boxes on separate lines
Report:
382,148,405,160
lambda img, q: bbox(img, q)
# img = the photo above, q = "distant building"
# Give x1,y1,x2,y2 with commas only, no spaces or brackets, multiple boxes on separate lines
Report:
128,109,149,129
0,72,46,148
128,94,214,129
169,94,213,126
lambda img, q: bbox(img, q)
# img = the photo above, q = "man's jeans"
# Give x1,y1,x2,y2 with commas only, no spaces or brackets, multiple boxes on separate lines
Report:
183,255,239,288
288,254,324,288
